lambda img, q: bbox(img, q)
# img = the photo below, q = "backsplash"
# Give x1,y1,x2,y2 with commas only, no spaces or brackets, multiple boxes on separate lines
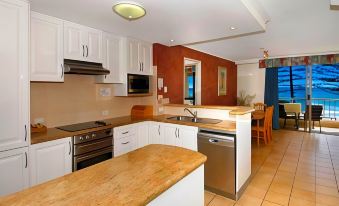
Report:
30,75,155,128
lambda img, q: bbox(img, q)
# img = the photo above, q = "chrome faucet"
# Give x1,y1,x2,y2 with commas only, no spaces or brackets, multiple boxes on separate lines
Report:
184,108,198,119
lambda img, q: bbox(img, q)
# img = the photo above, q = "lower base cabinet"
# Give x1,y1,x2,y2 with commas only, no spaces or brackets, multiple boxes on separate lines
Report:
163,123,198,151
29,137,72,186
0,147,29,196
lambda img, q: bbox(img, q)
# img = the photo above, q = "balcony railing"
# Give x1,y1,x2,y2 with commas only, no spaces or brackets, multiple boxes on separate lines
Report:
279,98,339,120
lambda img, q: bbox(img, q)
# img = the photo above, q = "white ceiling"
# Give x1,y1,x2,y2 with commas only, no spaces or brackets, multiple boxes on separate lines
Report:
188,0,339,61
30,0,339,62
30,0,266,50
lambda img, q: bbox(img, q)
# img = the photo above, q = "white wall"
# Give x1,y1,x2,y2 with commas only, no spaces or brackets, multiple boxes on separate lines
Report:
237,62,265,104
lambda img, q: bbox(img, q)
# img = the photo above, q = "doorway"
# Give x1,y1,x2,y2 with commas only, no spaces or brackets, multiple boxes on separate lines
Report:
184,58,201,105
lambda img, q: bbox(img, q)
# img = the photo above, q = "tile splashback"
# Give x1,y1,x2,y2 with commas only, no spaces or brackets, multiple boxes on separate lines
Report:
30,75,155,128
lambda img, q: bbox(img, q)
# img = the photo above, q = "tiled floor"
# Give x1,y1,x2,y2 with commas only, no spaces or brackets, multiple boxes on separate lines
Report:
205,129,339,206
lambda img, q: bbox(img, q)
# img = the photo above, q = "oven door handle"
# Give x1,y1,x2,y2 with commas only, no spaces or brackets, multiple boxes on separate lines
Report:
74,146,113,165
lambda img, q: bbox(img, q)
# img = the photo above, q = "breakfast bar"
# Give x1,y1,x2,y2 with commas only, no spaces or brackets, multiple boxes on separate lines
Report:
0,145,206,205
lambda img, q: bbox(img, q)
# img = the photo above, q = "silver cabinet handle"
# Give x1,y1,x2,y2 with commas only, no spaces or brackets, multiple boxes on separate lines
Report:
82,45,85,57
24,125,27,142
25,152,28,168
175,128,178,138
86,45,89,57
177,128,180,138
158,125,160,136
69,141,71,155
139,62,141,71
142,62,144,71
61,64,64,78
122,131,129,134
122,141,130,145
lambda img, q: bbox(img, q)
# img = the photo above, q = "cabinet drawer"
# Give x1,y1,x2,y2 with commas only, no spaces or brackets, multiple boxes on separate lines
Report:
114,126,137,139
114,135,136,157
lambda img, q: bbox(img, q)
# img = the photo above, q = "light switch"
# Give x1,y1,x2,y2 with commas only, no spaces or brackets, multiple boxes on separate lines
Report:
164,86,168,93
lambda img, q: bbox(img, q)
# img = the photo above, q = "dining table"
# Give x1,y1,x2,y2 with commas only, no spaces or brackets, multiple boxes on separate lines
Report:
252,110,266,144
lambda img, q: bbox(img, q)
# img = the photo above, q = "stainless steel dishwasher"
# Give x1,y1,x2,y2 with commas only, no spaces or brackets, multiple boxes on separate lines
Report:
198,129,236,199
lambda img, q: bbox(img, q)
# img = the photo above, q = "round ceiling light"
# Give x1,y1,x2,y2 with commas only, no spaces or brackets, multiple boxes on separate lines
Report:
112,2,146,21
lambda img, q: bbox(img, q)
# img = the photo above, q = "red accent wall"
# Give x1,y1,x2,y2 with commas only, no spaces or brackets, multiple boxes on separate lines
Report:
153,43,237,105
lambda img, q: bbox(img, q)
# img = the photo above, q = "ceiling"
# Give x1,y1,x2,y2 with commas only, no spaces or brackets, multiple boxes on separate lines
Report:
30,0,339,62
188,0,339,61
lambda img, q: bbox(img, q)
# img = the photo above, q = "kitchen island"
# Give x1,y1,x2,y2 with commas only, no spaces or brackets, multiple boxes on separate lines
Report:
0,145,206,206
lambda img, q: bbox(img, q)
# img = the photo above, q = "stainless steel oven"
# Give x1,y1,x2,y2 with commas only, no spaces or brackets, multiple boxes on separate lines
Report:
128,74,150,94
73,128,113,171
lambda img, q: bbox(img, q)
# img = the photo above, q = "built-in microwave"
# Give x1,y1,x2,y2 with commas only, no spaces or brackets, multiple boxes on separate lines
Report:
128,74,150,94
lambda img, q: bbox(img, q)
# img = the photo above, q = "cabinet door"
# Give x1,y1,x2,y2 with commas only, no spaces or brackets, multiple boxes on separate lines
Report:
139,42,152,75
97,33,122,83
31,12,64,82
114,135,136,157
0,0,29,151
86,28,102,63
179,126,198,151
149,123,164,144
29,137,72,186
164,124,178,147
137,122,149,149
127,39,140,74
0,147,29,196
64,22,85,61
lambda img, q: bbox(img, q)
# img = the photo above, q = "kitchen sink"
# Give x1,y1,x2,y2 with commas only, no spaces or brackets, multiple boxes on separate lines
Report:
166,116,222,124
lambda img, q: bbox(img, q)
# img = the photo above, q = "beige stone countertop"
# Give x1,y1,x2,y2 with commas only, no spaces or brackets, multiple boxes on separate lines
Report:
164,104,254,115
31,115,236,145
0,144,207,206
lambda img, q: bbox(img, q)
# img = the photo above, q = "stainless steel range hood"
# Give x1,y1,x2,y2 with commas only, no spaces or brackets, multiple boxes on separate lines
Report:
64,59,110,75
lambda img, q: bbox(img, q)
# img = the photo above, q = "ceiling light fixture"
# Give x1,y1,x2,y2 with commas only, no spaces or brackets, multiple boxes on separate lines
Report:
170,39,175,42
229,26,237,30
112,1,146,21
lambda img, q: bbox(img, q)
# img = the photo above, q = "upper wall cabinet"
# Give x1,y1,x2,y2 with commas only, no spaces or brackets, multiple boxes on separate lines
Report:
31,12,64,82
64,21,102,63
96,33,123,84
126,38,152,75
0,0,29,151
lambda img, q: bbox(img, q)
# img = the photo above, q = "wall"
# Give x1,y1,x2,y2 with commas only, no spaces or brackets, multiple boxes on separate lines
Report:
153,44,237,106
237,62,265,104
31,75,155,128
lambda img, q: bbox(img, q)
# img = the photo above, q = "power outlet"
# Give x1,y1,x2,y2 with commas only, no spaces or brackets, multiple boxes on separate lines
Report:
102,110,109,116
34,118,45,124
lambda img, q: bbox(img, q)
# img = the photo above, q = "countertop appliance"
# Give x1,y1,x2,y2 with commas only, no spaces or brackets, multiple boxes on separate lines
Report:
128,74,150,94
73,128,113,171
198,129,236,199
57,121,111,132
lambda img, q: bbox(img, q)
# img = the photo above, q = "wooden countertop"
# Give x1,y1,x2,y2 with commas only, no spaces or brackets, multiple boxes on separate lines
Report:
164,104,254,115
31,115,236,145
0,144,207,206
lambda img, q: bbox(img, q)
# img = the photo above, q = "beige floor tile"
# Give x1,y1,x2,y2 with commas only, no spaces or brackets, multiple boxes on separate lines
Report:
293,180,316,192
316,178,338,188
208,195,235,206
261,201,282,206
316,193,339,206
289,197,316,206
205,191,215,206
264,190,289,206
269,182,292,195
291,187,316,202
316,185,339,197
237,194,262,206
243,185,267,199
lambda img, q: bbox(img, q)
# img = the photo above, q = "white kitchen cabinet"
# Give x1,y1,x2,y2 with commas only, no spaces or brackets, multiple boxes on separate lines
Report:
149,122,165,144
64,21,102,63
126,38,152,75
31,12,64,82
29,137,72,186
136,122,149,149
114,124,137,157
163,123,198,151
96,33,123,83
0,147,29,196
0,0,29,151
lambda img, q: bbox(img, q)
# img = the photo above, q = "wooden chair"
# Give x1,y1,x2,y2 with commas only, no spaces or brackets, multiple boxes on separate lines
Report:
267,106,274,142
251,106,273,145
254,103,267,111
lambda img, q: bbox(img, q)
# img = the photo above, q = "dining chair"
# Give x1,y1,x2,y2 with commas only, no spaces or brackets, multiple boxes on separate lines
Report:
302,105,323,133
253,102,267,111
267,106,274,142
283,103,301,129
251,106,273,145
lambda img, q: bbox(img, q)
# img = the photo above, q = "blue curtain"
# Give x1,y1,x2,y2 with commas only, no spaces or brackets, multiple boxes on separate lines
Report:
264,68,280,129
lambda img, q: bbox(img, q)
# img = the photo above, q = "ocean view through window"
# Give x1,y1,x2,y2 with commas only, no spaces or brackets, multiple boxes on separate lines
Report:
278,64,339,120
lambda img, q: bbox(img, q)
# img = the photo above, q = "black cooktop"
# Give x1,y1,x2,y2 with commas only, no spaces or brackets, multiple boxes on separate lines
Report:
56,121,111,132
